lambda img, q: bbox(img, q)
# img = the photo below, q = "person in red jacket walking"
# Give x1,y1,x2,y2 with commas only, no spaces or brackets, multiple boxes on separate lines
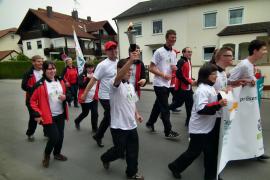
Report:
170,47,196,126
75,62,99,132
29,61,69,168
62,57,79,107
21,55,44,141
127,45,147,98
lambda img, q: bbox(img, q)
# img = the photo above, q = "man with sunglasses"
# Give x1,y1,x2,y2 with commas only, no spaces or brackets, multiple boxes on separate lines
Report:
170,47,196,127
81,41,118,147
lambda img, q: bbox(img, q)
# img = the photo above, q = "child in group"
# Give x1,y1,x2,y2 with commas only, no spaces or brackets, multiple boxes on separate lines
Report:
168,62,227,180
100,51,144,180
75,62,99,132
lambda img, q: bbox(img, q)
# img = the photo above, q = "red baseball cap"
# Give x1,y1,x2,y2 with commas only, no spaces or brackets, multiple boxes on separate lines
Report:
104,41,117,51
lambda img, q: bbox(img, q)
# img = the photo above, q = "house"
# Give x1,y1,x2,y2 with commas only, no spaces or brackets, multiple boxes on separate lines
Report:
114,0,270,87
16,6,117,61
0,28,21,61
0,50,20,62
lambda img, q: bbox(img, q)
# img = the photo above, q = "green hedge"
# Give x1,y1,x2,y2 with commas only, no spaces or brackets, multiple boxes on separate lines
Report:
0,61,66,79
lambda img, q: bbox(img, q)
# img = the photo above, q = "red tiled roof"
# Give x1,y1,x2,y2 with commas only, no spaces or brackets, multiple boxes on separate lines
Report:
0,50,19,61
86,21,107,32
0,28,17,38
29,8,97,39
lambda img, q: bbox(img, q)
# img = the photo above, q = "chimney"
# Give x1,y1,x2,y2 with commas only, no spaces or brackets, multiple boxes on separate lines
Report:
47,6,53,18
72,10,78,20
87,16,91,21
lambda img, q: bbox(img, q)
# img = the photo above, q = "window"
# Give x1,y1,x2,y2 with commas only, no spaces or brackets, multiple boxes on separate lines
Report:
37,40,42,49
204,12,217,28
229,8,243,25
153,20,162,34
203,46,216,60
26,42,31,50
133,23,142,36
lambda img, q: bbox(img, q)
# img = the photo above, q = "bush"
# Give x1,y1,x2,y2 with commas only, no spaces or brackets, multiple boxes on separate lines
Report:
16,53,30,61
0,61,66,79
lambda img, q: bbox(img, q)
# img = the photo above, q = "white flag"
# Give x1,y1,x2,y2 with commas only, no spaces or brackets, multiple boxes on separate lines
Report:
73,30,85,74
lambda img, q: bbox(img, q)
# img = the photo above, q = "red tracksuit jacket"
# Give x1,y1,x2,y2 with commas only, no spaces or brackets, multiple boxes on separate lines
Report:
29,77,69,124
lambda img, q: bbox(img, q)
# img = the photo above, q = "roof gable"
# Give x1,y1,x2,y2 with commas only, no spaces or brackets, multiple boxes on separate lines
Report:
17,8,116,39
0,28,17,39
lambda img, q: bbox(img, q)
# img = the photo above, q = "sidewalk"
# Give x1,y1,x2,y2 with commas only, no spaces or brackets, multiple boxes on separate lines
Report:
141,84,270,99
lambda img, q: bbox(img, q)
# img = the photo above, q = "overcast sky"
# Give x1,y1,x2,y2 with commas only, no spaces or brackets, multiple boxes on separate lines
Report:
0,0,146,30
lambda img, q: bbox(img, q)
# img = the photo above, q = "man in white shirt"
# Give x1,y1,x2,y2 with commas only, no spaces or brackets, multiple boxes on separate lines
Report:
228,39,269,160
228,39,267,86
21,55,44,141
146,29,179,138
81,41,118,147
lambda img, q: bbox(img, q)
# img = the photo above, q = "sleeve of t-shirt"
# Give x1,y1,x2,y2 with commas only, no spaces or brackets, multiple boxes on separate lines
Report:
93,63,104,80
172,52,177,65
194,90,209,111
151,50,161,65
228,64,243,81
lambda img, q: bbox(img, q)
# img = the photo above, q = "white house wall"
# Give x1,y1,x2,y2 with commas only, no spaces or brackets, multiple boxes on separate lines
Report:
116,0,270,85
0,33,21,52
23,38,50,59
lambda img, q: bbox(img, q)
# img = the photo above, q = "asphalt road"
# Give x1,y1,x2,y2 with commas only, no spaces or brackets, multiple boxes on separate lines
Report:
0,80,269,180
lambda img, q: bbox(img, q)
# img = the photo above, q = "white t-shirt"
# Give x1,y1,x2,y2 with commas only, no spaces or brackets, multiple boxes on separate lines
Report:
214,70,227,92
189,83,218,134
93,58,118,99
34,69,43,82
129,64,137,88
85,82,97,103
45,80,64,117
214,70,227,117
228,58,256,82
152,47,177,88
109,79,138,130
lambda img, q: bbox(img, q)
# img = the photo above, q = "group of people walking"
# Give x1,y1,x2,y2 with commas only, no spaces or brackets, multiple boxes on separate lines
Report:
21,28,268,179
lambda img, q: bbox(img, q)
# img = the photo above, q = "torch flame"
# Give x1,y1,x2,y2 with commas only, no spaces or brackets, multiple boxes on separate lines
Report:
127,22,134,31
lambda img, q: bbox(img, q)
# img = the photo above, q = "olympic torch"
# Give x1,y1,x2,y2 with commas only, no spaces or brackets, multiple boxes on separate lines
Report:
125,22,137,52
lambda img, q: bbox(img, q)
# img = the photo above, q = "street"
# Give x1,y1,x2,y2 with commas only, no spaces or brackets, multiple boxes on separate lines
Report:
0,80,269,180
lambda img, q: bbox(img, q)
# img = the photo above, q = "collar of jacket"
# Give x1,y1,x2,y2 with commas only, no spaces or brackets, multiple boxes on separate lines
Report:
43,76,61,82
164,44,172,51
122,80,129,84
180,56,189,62
217,65,225,72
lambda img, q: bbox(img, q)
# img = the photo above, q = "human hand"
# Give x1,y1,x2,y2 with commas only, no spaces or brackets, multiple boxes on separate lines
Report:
35,117,43,124
219,99,228,107
58,94,66,101
138,79,146,87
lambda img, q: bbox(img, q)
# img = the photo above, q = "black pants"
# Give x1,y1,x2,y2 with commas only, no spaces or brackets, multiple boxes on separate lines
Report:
169,131,218,180
169,87,177,105
94,99,110,139
25,104,37,136
67,84,78,106
169,89,193,126
74,100,98,130
43,114,65,156
101,128,139,177
26,104,46,136
147,86,172,134
212,117,221,177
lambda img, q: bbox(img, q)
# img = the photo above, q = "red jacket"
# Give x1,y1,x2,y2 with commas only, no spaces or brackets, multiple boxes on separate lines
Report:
63,66,78,85
29,77,69,124
175,56,194,91
77,72,99,104
21,67,38,101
